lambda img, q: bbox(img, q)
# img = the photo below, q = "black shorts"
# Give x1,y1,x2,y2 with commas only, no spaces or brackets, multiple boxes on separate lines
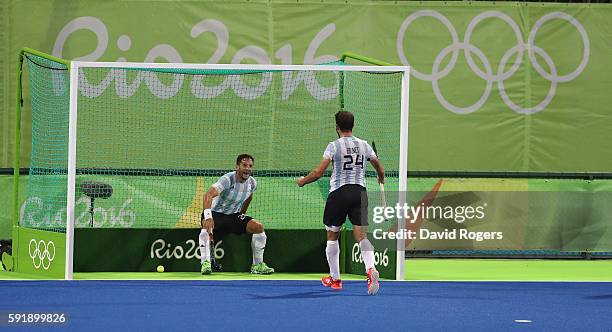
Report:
212,211,253,235
323,184,368,228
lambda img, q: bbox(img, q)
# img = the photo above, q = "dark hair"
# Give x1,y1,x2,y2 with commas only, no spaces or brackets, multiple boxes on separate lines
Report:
335,111,354,132
236,154,254,165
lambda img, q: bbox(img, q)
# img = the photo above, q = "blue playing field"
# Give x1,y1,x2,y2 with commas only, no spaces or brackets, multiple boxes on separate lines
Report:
1,280,611,330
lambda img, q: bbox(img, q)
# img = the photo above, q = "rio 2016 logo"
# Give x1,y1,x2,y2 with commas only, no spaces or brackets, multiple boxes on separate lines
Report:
28,239,56,270
351,243,389,268
52,18,338,101
150,239,224,260
20,196,136,229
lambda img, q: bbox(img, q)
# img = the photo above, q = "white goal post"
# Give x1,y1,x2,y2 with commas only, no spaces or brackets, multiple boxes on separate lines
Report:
63,61,410,280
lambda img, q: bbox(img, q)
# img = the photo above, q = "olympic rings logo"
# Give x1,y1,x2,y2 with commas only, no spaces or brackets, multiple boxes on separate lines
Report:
397,10,590,114
28,239,56,270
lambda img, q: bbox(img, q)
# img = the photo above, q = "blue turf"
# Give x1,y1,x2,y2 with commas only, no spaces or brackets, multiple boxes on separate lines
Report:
1,280,611,331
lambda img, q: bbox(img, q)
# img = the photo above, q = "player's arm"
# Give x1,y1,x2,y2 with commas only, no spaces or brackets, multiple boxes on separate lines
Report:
297,158,331,187
370,156,385,184
240,194,253,214
201,186,220,234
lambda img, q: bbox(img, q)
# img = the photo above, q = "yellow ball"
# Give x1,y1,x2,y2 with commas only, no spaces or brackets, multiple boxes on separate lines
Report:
157,265,164,273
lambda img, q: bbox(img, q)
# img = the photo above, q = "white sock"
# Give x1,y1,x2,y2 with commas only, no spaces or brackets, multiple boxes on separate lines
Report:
359,238,375,271
252,232,266,265
198,229,210,263
326,240,340,280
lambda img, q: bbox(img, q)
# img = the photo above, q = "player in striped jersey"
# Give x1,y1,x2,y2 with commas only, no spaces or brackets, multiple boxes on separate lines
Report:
199,154,274,275
297,111,384,295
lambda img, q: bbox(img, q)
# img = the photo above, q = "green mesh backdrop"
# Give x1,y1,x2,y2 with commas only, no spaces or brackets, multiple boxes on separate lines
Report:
20,54,69,233
22,54,404,230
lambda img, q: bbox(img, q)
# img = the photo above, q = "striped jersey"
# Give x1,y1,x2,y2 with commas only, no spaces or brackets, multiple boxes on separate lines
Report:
211,171,257,214
323,136,376,193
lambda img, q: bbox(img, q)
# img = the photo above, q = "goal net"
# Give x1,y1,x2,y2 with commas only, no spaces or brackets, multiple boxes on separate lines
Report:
18,49,409,278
